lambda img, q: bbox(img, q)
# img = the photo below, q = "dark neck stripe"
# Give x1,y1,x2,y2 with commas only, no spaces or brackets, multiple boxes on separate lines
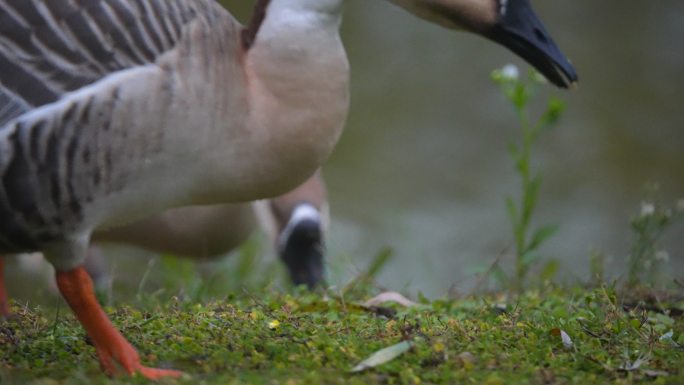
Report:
241,0,271,51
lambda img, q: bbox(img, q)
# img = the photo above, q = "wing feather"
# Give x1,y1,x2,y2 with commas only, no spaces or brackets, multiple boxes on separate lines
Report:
0,0,201,127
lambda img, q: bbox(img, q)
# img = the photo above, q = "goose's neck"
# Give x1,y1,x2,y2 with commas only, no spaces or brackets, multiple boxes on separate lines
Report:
245,0,347,101
239,0,349,197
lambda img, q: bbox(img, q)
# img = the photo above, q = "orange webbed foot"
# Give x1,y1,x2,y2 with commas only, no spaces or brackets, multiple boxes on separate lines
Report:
94,337,183,379
56,267,184,380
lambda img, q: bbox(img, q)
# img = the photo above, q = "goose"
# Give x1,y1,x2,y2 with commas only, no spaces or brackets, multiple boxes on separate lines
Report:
0,0,577,379
91,170,328,289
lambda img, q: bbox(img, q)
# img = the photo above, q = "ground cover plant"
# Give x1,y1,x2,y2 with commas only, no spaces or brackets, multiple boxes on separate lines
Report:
490,66,566,293
1,286,682,384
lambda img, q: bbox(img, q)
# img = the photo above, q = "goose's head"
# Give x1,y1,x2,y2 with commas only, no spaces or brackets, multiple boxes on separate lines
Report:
387,0,578,88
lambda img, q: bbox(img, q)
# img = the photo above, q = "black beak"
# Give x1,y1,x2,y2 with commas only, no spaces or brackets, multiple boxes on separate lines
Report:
484,0,578,88
279,218,325,289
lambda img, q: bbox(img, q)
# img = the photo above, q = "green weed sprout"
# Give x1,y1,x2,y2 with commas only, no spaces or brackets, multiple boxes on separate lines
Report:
491,65,565,292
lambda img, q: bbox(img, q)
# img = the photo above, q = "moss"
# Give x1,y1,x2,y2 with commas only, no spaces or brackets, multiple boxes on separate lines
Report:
1,287,682,384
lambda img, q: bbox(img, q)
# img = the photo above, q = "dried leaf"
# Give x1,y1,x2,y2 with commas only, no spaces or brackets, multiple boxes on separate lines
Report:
659,330,674,342
351,341,412,372
643,369,669,377
620,355,649,371
549,328,573,349
363,292,418,308
560,330,573,349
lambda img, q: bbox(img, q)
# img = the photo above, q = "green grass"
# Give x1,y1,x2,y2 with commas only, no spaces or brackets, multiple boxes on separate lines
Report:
1,286,682,384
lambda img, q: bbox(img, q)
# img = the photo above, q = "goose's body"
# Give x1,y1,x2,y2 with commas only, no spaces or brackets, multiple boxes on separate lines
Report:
95,203,257,257
0,0,345,268
0,0,577,378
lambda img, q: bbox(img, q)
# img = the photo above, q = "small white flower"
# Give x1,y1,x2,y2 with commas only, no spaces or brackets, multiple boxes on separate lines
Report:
501,64,519,80
641,202,655,216
655,250,669,262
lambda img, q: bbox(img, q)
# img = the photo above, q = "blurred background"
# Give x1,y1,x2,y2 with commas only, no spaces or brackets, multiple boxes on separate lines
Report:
5,0,684,303
295,0,684,295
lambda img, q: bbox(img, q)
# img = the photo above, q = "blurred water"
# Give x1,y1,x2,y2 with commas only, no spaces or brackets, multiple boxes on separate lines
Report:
317,0,684,295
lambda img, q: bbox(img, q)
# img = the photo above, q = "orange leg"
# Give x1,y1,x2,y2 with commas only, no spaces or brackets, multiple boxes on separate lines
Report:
56,267,182,379
0,258,10,317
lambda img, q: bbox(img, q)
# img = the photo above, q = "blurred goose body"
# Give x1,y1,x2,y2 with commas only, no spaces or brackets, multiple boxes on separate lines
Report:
0,0,577,378
93,171,328,288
